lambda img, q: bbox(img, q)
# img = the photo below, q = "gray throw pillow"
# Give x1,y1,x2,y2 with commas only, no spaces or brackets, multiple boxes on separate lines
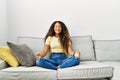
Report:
7,42,36,67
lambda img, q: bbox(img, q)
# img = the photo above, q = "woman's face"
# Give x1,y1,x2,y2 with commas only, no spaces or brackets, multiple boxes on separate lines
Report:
54,22,62,34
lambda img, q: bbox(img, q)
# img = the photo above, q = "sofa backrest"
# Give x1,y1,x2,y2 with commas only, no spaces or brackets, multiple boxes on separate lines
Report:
17,35,95,61
94,40,120,61
17,37,44,54
71,36,95,61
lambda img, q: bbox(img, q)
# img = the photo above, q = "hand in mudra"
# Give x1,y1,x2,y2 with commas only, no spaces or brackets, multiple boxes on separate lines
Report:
74,51,80,58
36,53,41,59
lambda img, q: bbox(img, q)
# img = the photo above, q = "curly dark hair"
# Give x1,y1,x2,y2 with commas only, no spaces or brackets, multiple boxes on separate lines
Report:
45,21,71,52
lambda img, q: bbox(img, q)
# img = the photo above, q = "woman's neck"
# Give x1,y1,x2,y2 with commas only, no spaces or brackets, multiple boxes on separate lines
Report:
55,34,60,38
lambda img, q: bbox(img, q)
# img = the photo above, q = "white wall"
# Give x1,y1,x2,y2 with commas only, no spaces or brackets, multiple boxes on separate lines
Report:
7,0,120,43
0,0,8,45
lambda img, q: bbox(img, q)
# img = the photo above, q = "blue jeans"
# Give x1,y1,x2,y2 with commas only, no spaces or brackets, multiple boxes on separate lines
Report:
36,52,80,70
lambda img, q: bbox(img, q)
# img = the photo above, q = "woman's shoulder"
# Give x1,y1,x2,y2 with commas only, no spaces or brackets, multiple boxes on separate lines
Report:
46,36,53,40
47,36,53,38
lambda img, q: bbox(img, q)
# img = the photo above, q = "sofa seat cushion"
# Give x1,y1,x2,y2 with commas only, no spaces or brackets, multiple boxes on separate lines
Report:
58,61,113,80
0,58,8,70
100,61,120,80
0,66,57,80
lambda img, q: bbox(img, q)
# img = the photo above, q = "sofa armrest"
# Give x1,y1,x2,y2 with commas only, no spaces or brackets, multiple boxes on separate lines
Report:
0,58,8,70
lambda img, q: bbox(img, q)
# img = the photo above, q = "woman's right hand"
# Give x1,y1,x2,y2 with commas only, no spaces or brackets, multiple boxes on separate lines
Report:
36,53,42,59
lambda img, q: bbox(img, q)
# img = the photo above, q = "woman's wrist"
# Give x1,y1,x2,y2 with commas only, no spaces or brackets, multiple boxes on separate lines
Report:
72,52,75,56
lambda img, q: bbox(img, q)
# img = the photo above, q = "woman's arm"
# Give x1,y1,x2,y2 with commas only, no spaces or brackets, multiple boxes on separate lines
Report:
68,44,75,56
36,44,50,59
68,44,80,58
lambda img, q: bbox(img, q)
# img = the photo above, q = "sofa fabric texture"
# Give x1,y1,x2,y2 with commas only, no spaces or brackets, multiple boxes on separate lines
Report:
71,36,95,61
94,40,120,61
58,61,113,79
0,66,57,80
0,59,8,70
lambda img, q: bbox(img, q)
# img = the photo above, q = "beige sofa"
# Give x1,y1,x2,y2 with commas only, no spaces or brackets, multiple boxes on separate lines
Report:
1,35,119,80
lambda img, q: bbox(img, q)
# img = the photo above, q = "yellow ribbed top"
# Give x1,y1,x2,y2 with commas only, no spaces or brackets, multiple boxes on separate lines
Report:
45,36,66,53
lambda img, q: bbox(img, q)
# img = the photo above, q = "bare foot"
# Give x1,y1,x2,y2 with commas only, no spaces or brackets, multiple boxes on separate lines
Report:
57,66,60,69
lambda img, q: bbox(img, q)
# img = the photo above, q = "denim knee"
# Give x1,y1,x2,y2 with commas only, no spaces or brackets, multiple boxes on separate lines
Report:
36,58,57,70
60,55,80,68
36,59,43,67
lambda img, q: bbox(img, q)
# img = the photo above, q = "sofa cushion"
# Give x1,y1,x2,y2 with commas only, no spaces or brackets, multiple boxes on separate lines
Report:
58,61,113,80
0,46,19,67
100,61,120,80
0,66,57,80
7,42,36,67
71,36,95,61
0,58,8,70
94,40,120,61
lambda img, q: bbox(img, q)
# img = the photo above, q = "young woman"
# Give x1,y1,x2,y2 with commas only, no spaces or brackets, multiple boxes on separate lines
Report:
36,21,80,70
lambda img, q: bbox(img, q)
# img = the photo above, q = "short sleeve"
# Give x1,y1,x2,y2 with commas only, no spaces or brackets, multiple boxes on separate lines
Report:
45,36,51,45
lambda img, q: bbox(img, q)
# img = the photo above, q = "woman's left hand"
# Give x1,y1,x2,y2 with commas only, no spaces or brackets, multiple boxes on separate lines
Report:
74,51,80,58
